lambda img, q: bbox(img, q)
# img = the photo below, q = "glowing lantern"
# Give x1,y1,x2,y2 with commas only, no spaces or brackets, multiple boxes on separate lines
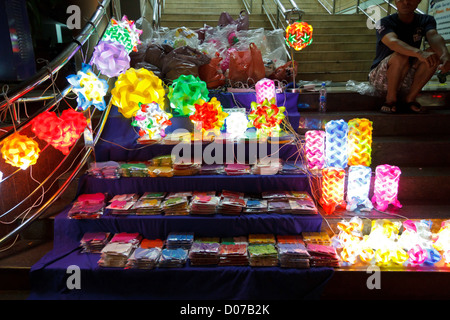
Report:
225,112,248,139
67,63,108,111
348,118,372,166
189,97,228,136
304,130,325,171
247,99,286,137
285,21,313,51
319,167,346,215
1,133,40,170
371,164,402,211
132,102,173,139
408,244,427,265
102,15,142,53
255,78,276,105
111,68,166,118
92,40,130,78
346,165,373,211
325,120,348,169
359,247,375,263
167,75,209,116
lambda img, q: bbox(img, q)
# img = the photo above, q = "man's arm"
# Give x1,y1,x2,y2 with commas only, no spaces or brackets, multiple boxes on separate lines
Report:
426,29,450,73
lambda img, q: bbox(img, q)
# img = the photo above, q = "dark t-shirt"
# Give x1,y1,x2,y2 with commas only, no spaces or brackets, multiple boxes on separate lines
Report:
370,13,437,70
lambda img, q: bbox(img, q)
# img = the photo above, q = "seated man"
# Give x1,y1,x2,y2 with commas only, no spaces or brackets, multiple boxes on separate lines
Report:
369,0,450,113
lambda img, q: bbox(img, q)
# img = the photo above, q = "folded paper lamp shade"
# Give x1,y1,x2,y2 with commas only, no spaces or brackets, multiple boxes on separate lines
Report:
255,78,276,105
102,15,142,53
247,99,286,137
325,119,348,169
189,97,228,135
319,167,346,215
346,165,373,211
371,164,402,211
92,40,130,78
348,118,372,166
168,75,209,116
1,132,40,169
304,130,325,170
132,102,173,139
225,112,248,139
285,21,313,51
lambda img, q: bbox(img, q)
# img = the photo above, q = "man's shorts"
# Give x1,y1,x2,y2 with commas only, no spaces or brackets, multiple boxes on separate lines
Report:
368,54,417,94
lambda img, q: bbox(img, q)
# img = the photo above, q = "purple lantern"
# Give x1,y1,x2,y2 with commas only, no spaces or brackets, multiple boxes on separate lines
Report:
92,40,130,78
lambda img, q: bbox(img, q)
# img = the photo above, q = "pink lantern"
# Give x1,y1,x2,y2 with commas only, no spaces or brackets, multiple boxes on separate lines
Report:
255,78,276,105
371,164,402,211
304,130,325,170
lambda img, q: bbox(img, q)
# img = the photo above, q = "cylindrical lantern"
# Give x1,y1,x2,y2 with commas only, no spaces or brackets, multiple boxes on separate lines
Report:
346,165,373,211
255,78,276,105
319,167,346,215
348,118,372,166
1,133,40,170
371,164,402,211
325,119,348,169
304,130,325,171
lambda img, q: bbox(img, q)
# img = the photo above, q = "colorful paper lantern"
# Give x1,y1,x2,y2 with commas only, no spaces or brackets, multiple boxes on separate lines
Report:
92,40,130,78
67,63,108,111
247,98,286,137
371,164,402,211
1,132,40,170
255,78,276,105
348,118,373,166
285,21,313,51
111,68,166,118
102,15,142,53
304,130,325,171
408,244,427,265
319,167,346,215
189,97,228,135
325,119,348,169
132,102,173,139
346,165,373,211
225,112,249,139
167,75,209,116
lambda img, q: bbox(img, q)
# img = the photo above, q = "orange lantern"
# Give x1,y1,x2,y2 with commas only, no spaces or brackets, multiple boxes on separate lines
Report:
1,133,40,169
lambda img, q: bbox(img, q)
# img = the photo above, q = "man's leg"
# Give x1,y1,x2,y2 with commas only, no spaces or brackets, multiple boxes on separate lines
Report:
385,52,410,105
404,58,438,110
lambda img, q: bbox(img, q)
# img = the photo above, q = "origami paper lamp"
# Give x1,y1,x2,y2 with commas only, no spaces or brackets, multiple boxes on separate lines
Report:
359,247,375,263
285,21,313,51
304,130,325,171
168,75,209,116
325,119,348,168
189,97,228,135
132,102,173,139
1,133,40,169
408,244,427,265
111,68,165,118
371,164,402,211
346,165,373,211
92,40,130,78
102,15,142,53
319,167,346,215
255,78,276,105
225,112,248,138
348,118,372,166
67,63,108,111
247,99,286,137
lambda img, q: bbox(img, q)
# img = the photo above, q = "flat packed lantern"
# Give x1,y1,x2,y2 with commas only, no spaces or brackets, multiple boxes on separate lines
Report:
319,167,346,215
1,132,40,170
304,130,325,171
325,119,348,169
371,164,402,211
255,78,276,105
346,165,373,211
348,118,373,166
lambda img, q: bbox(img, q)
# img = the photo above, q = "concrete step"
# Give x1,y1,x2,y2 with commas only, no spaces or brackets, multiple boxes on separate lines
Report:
297,71,370,82
295,50,374,61
298,60,373,72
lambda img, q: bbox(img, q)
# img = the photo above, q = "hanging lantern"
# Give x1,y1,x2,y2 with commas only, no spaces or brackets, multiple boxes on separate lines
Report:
346,165,373,211
132,102,173,139
319,167,346,215
371,164,402,211
255,78,276,105
92,40,130,78
225,112,249,139
348,118,373,166
1,133,40,170
102,15,142,53
285,21,313,51
167,75,209,116
67,63,108,111
247,99,286,137
111,68,166,118
304,130,325,171
325,119,348,169
189,97,228,136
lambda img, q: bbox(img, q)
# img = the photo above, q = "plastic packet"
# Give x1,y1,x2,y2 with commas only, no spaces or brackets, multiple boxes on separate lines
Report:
346,80,378,96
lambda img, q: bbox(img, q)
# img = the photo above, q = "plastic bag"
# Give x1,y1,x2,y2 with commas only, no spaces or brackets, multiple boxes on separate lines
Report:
218,10,249,31
162,46,211,81
198,56,225,88
346,80,377,96
228,43,265,86
269,60,298,83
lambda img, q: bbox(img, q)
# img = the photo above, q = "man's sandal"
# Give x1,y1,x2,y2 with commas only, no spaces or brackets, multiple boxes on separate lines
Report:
406,101,427,114
380,102,397,114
